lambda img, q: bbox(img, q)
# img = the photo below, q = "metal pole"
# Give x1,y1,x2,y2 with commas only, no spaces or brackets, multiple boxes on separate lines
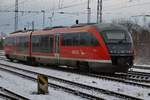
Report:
32,21,34,31
100,0,102,23
15,0,18,31
97,0,100,23
48,12,54,27
48,17,52,27
41,10,45,28
87,0,91,23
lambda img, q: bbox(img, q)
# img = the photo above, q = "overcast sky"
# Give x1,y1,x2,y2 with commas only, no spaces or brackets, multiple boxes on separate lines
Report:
0,0,150,33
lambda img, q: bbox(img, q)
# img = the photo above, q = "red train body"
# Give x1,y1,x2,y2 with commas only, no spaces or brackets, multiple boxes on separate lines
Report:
4,23,134,73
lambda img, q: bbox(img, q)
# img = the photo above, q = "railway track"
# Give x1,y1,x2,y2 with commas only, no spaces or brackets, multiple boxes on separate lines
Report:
86,72,150,88
127,71,150,83
0,86,29,100
0,62,144,100
0,56,150,87
39,65,150,88
0,55,150,86
0,53,150,82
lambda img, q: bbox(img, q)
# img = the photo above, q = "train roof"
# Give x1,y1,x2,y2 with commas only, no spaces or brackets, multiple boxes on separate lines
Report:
8,23,128,36
94,23,128,32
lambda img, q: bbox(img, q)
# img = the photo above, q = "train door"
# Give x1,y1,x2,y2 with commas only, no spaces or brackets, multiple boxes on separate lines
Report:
55,33,60,64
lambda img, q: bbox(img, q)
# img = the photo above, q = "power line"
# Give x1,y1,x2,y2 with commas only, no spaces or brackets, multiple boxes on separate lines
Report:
58,1,87,9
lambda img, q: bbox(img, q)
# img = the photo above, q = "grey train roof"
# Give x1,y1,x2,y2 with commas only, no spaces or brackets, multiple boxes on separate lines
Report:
94,23,128,32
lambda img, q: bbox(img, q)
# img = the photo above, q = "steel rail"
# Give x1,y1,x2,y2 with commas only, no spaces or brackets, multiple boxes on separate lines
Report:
0,87,29,100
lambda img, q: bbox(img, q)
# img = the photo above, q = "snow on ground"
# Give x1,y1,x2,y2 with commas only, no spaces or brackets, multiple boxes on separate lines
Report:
0,70,85,100
131,68,150,73
0,98,5,100
134,64,150,68
0,50,4,55
0,60,150,99
132,64,150,73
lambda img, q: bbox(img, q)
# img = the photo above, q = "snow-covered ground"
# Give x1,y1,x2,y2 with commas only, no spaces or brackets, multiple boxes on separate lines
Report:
0,60,150,100
132,68,150,73
134,64,150,68
132,64,150,73
0,70,85,100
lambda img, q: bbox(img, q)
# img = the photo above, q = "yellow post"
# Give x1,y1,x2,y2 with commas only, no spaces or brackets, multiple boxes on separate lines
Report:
37,74,48,94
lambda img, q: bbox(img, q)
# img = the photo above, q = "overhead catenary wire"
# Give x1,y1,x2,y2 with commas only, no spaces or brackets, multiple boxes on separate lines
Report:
1,0,150,33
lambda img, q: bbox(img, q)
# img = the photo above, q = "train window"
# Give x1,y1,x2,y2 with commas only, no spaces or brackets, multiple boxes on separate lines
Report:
101,30,131,43
49,35,53,53
62,32,99,46
32,35,40,52
39,35,49,52
72,34,80,45
62,33,80,46
80,33,91,46
32,35,53,53
106,31,125,40
80,32,99,46
62,34,72,46
5,37,16,45
17,36,28,51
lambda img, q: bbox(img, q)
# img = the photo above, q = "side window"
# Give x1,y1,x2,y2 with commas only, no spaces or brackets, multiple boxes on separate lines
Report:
89,33,99,46
4,37,10,45
72,33,80,45
5,37,16,45
40,35,49,52
32,35,53,53
62,33,80,46
80,33,90,46
32,35,40,52
62,32,99,46
17,36,28,51
62,34,72,46
80,32,99,46
49,35,53,53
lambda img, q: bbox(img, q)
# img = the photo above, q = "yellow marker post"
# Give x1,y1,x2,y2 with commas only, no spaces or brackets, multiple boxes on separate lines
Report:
37,74,48,94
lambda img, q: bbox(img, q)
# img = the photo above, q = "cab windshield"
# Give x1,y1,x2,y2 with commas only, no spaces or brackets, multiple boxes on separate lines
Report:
100,30,131,43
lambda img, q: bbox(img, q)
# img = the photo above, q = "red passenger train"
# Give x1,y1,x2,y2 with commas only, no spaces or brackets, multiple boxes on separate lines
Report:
4,23,134,73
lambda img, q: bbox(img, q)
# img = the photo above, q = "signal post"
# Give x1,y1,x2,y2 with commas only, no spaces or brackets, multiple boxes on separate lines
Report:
37,74,48,94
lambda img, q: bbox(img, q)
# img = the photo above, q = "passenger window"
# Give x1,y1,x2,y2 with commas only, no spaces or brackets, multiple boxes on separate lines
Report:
62,32,99,46
17,36,28,51
80,33,91,46
49,35,53,53
32,35,53,53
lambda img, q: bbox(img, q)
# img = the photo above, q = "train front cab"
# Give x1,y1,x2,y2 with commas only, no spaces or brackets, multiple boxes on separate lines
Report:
94,24,134,73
